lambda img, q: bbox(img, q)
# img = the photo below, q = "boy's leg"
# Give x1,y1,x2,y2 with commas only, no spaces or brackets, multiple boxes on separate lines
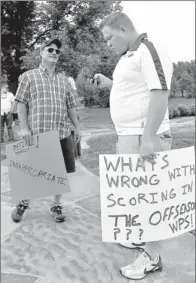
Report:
117,135,145,249
120,131,172,280
1,114,5,142
51,135,75,222
5,112,14,141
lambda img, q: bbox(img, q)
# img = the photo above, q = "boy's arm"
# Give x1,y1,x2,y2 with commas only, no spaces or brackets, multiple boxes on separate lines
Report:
139,44,173,163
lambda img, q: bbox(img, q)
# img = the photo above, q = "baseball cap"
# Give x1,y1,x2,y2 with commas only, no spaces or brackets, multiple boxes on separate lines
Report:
40,38,62,51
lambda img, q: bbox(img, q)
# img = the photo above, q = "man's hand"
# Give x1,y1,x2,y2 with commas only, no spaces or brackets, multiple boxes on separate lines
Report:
74,126,82,143
90,73,113,90
19,128,32,145
140,138,157,165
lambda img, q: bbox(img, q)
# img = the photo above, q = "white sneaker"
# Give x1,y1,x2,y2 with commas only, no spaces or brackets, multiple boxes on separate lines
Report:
120,250,162,280
120,242,145,249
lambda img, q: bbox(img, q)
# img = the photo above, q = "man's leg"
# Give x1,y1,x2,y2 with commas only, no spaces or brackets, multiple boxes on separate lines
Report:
5,112,14,141
51,135,76,222
1,114,5,142
11,200,30,223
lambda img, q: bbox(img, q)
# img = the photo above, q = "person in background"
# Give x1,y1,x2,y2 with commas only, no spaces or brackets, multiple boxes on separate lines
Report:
92,12,173,281
1,83,15,143
11,38,81,223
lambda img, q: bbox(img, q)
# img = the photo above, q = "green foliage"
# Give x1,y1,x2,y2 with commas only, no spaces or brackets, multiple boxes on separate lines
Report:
76,70,99,107
97,88,110,108
2,0,122,94
172,61,195,98
169,106,180,118
177,104,190,116
2,1,195,108
76,68,110,108
20,0,122,80
169,104,195,119
169,106,174,119
1,1,36,93
179,71,194,97
189,104,195,116
170,75,180,97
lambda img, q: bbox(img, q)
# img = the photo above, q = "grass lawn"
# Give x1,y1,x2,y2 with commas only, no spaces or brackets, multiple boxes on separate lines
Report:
79,96,194,131
80,103,195,176
80,128,195,176
169,97,195,107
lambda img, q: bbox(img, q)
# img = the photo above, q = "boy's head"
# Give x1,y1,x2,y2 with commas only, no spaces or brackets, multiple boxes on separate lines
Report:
100,12,137,56
1,83,8,95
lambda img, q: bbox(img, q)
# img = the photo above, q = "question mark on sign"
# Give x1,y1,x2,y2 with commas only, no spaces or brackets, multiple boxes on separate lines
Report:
126,229,132,240
114,228,121,240
139,229,144,241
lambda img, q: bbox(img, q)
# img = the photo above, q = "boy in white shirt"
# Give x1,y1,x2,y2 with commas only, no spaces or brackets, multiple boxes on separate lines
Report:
1,83,15,142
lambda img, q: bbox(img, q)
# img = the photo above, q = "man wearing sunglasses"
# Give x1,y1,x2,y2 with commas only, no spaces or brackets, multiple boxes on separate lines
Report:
12,38,81,223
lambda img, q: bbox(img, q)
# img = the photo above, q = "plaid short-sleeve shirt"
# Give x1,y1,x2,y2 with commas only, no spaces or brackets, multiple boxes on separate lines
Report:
15,65,77,139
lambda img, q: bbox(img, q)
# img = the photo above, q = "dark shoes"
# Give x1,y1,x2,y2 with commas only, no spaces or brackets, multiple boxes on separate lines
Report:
11,202,66,223
50,203,66,222
11,202,29,223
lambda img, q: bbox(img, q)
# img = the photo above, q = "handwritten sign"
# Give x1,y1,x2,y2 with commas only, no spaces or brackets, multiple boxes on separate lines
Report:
6,131,70,203
99,146,195,243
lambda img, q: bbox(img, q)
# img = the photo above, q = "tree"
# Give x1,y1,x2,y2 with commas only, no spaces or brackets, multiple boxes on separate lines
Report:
170,75,180,97
20,1,122,79
179,71,194,97
1,1,36,93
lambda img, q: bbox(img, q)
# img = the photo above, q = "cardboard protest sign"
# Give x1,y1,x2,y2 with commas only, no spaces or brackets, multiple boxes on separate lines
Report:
6,131,70,203
99,146,195,243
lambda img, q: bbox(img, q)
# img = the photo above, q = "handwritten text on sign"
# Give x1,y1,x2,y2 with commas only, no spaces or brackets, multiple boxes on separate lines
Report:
6,131,70,203
99,147,195,243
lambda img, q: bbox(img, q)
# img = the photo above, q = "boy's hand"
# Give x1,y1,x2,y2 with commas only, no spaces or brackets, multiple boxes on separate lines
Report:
89,73,112,89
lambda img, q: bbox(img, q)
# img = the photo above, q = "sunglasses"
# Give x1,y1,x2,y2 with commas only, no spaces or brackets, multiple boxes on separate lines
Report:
47,48,61,55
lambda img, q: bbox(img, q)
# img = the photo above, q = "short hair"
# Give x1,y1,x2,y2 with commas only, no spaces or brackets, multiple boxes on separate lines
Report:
99,12,135,31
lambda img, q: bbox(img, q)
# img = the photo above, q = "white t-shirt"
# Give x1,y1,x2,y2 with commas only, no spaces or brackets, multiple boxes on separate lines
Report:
68,77,77,90
1,92,15,115
110,37,173,136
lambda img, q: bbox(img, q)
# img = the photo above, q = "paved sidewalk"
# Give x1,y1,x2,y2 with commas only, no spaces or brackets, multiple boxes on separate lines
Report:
1,155,195,283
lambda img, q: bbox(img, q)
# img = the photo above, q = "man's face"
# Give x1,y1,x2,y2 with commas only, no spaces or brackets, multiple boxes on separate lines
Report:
40,43,60,64
102,25,129,55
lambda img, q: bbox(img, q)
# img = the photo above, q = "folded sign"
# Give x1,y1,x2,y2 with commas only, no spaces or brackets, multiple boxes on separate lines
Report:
99,146,195,243
6,131,70,203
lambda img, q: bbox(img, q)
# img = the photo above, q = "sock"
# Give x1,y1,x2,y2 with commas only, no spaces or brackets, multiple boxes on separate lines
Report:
52,202,62,206
143,244,157,259
20,200,30,206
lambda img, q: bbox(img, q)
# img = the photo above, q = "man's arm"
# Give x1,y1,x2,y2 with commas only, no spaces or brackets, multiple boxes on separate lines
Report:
142,90,169,140
68,107,80,129
66,79,81,142
17,102,29,131
15,72,31,134
68,107,81,142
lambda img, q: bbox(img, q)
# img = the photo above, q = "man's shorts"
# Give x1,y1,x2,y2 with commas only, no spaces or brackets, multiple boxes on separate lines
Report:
60,135,76,173
116,130,172,154
13,113,18,121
